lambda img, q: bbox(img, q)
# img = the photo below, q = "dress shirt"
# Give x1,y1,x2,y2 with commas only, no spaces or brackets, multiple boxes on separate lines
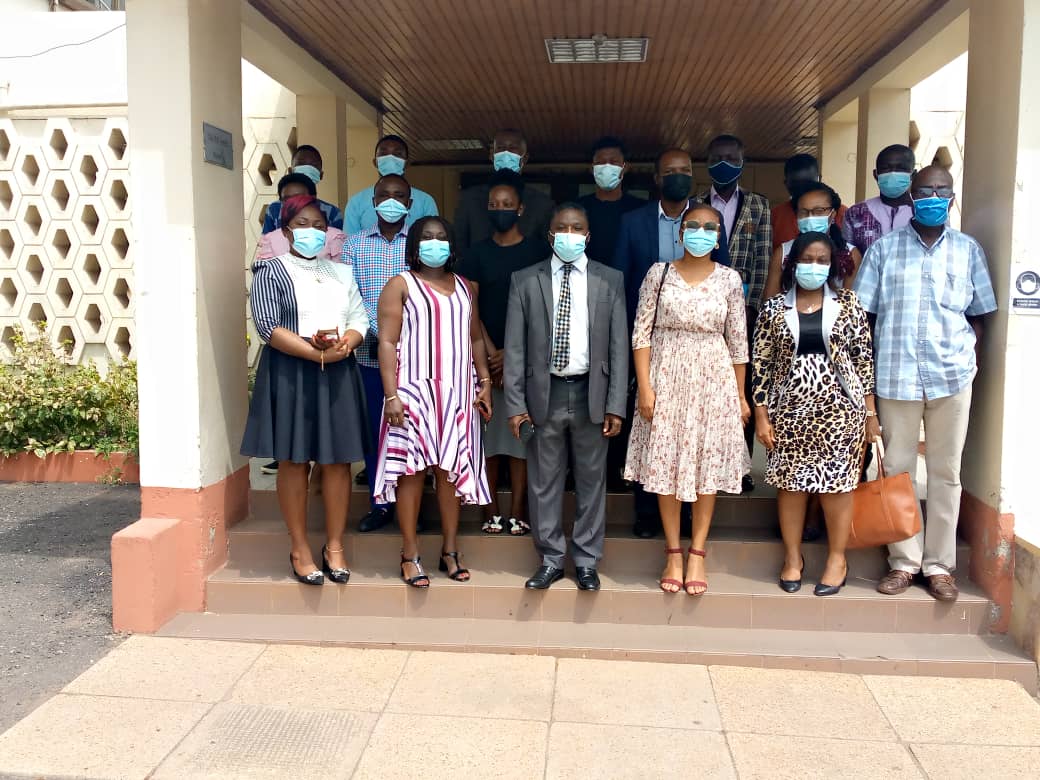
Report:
341,225,409,368
710,185,740,240
853,224,997,401
550,254,590,376
657,203,685,263
343,185,439,235
841,197,913,255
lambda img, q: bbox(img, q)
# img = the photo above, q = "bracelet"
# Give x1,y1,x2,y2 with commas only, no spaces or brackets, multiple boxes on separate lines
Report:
478,377,492,385
385,395,398,403
865,410,877,417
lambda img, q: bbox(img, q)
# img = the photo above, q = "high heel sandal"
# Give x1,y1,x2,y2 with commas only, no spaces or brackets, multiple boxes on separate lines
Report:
400,553,430,588
289,553,324,586
778,554,805,593
814,564,848,597
438,550,471,582
660,547,684,593
322,545,351,585
684,547,708,596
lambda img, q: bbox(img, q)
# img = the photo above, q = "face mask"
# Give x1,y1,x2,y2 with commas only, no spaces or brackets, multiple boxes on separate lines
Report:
488,209,520,233
912,195,951,227
682,228,718,257
877,171,911,199
593,163,623,191
374,197,409,223
798,215,831,234
291,226,326,258
418,239,450,268
795,264,830,291
660,173,692,202
551,232,587,264
293,164,321,185
493,150,523,172
708,160,743,186
375,154,406,176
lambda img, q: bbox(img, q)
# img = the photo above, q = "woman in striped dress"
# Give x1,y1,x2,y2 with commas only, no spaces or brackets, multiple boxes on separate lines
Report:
374,216,493,587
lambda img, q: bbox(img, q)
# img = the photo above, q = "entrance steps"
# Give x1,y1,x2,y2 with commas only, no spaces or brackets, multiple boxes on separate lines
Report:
157,489,1038,693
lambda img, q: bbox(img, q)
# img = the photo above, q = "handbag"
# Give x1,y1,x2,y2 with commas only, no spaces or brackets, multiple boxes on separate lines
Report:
848,439,922,549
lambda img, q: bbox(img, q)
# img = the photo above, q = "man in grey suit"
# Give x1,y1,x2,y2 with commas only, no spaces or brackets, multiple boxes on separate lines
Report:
504,203,629,591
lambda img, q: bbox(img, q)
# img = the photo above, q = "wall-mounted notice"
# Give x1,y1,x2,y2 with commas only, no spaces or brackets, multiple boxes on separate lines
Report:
202,122,233,170
1011,268,1040,316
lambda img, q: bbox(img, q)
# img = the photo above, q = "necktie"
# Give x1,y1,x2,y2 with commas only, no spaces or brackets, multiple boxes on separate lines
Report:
551,264,573,372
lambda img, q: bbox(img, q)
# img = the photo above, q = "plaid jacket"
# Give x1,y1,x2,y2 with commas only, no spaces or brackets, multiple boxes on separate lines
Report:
695,189,772,307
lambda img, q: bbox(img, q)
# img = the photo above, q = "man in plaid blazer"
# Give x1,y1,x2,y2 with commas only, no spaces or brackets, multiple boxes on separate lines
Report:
694,134,772,490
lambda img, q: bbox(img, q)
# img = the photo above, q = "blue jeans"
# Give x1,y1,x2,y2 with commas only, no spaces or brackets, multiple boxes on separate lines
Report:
359,363,391,510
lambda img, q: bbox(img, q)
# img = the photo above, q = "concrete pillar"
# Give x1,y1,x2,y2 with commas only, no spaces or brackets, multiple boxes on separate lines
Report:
819,116,858,206
959,0,1040,638
346,123,380,199
113,0,249,632
855,88,911,201
297,94,347,210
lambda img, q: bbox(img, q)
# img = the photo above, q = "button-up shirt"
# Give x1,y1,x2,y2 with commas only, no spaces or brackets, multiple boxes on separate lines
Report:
550,254,590,376
853,224,997,401
343,185,439,235
341,225,409,368
841,197,913,256
657,203,684,262
710,185,740,240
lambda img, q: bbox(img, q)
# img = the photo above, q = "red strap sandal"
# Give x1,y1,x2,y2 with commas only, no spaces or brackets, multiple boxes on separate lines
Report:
684,547,708,596
660,547,684,593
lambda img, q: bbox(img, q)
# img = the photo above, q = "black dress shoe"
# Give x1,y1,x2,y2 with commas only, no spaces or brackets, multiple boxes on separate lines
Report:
525,565,565,590
814,576,847,597
359,506,393,532
575,567,600,591
778,556,805,593
632,515,659,539
741,474,755,494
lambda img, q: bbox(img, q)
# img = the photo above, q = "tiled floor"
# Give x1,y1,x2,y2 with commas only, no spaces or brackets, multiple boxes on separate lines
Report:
0,636,1038,779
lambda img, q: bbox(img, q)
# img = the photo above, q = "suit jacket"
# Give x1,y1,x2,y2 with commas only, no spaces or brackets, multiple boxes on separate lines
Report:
694,189,771,308
611,199,730,329
453,182,555,251
503,257,629,426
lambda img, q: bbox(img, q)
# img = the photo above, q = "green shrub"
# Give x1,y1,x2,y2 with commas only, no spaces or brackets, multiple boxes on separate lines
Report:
0,322,139,458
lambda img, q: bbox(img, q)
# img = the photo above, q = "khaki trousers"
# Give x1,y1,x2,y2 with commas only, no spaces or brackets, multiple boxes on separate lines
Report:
877,385,972,576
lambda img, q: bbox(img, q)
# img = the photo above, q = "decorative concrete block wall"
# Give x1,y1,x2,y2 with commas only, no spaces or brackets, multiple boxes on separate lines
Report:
0,115,133,364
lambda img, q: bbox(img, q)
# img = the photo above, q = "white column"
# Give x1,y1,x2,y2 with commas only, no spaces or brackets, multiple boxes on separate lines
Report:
855,88,911,201
296,94,347,210
819,116,858,206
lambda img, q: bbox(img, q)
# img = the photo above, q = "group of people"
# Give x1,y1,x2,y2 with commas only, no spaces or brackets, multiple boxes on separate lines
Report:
241,127,996,605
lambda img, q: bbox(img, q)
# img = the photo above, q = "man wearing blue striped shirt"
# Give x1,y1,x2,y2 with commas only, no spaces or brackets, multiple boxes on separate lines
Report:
854,166,997,603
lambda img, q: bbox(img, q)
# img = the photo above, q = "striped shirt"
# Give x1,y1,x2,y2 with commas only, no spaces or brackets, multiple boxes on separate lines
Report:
341,225,410,368
841,198,913,255
853,224,997,401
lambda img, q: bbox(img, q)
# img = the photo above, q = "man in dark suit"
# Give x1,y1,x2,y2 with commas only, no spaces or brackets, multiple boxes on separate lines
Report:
694,134,772,493
453,128,555,252
611,148,730,537
504,203,628,591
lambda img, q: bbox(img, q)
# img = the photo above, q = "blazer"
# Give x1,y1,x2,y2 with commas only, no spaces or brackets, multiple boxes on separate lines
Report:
752,286,875,412
694,189,771,308
503,257,629,426
611,199,730,328
453,182,555,252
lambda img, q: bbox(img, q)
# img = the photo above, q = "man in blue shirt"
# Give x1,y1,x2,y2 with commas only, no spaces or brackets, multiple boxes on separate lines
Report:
343,134,438,234
854,165,997,603
261,145,343,233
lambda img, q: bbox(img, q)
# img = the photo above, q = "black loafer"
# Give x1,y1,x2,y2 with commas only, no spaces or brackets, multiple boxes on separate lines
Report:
525,565,565,590
575,566,601,591
359,506,393,533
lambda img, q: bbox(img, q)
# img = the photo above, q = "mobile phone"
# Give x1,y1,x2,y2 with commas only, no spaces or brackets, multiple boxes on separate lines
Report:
519,420,535,445
315,327,339,346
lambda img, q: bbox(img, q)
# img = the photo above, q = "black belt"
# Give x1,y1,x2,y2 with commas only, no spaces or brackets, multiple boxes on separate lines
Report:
551,372,589,383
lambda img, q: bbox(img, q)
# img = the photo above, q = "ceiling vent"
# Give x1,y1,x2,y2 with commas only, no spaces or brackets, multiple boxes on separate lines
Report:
545,36,649,64
419,139,485,151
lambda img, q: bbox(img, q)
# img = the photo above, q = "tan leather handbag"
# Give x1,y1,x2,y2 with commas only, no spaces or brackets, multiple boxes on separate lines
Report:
849,440,923,549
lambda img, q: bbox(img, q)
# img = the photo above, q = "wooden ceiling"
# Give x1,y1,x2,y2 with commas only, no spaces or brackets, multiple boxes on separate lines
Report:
250,0,947,164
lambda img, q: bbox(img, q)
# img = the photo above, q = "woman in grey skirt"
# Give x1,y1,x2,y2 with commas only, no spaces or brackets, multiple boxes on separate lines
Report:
242,194,371,586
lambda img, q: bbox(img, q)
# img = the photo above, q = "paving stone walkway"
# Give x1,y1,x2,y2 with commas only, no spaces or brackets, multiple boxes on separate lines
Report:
0,636,1037,779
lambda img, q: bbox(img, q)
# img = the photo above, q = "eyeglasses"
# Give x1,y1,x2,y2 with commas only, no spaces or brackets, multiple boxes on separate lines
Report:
796,207,834,218
911,187,954,199
681,220,719,231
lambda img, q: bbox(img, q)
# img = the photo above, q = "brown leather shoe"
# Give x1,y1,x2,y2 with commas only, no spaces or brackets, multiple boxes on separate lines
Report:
927,574,959,602
876,569,914,595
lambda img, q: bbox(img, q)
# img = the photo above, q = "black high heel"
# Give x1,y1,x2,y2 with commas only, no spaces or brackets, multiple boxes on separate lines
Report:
438,550,470,582
289,553,324,586
322,545,351,585
778,555,805,593
814,564,848,597
400,553,430,588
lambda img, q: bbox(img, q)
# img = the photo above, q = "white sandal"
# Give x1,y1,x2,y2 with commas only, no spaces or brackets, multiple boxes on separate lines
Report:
508,517,530,536
481,515,504,535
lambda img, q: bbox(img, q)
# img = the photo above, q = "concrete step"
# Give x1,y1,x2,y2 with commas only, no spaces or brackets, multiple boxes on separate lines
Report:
157,612,1037,694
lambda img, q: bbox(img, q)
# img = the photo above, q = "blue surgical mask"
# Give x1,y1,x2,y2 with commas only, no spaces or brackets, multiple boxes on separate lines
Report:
552,232,587,264
293,164,321,185
376,154,406,176
795,263,830,291
418,239,450,268
682,228,718,257
912,195,951,227
493,150,523,172
291,226,326,258
374,197,409,223
798,215,831,234
877,171,912,199
708,159,743,186
593,163,623,191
